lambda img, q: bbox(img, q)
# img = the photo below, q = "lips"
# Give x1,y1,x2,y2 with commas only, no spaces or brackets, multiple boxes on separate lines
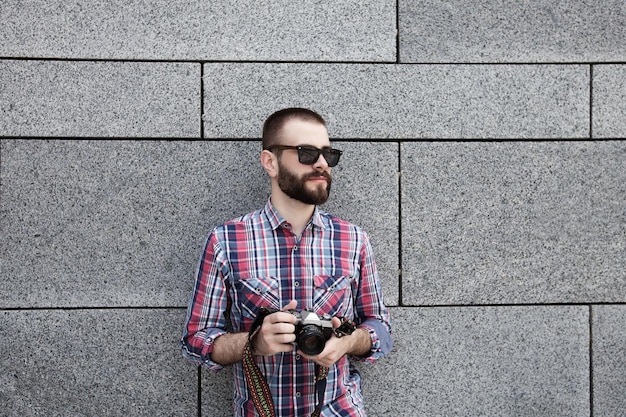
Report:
305,171,331,182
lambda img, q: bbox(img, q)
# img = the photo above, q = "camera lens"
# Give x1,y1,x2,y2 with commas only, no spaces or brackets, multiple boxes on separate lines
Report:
296,325,326,355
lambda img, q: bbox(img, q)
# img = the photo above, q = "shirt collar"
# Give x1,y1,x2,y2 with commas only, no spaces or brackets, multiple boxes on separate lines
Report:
263,198,327,231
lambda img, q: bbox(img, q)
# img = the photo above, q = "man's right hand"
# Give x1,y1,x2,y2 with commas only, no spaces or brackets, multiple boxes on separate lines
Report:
251,300,299,356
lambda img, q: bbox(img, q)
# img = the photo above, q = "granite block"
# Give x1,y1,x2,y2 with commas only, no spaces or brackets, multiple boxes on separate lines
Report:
203,63,589,139
399,0,626,63
0,309,195,416
201,368,235,417
0,0,396,62
1,140,398,308
401,141,626,305
0,60,199,137
359,306,590,416
592,305,626,417
0,140,219,308
593,64,626,138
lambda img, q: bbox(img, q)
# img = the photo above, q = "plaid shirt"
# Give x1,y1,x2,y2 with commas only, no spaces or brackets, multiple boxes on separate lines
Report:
182,199,392,417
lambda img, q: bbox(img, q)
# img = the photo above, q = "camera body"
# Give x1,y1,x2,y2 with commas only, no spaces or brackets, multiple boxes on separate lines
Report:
289,310,334,356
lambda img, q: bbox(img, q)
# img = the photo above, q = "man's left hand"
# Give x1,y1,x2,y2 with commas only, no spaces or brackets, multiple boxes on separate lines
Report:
298,318,371,367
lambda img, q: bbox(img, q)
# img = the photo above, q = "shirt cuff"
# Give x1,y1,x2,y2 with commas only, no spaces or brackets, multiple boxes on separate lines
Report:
181,329,228,372
354,319,392,363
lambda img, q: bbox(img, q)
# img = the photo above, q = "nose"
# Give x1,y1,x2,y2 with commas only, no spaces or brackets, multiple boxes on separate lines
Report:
313,152,329,169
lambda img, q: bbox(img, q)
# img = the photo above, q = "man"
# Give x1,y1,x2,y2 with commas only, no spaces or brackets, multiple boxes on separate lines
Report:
182,108,392,416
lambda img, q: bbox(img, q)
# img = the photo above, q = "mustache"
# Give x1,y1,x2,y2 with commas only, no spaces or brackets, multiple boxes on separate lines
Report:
304,171,332,181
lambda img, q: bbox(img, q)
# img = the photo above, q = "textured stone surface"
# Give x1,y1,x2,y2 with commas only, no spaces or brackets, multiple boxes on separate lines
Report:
0,140,219,308
0,140,399,308
359,306,590,416
592,305,626,417
201,368,234,417
0,0,396,62
0,60,199,137
399,0,626,63
593,64,626,138
0,309,195,416
203,63,589,139
401,141,626,305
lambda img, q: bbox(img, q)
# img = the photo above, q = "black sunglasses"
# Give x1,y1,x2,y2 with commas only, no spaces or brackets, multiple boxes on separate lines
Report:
265,145,343,167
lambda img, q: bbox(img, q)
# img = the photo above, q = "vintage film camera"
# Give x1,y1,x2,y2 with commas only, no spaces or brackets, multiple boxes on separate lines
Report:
289,310,356,356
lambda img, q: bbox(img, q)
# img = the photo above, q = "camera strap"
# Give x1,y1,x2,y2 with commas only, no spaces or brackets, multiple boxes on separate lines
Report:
243,341,277,417
311,365,329,417
242,307,331,417
243,307,277,417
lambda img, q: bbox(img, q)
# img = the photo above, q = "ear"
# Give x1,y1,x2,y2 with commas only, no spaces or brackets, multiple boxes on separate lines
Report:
260,149,278,178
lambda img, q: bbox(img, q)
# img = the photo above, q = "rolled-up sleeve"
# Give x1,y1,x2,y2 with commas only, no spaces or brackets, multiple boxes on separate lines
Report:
181,232,231,371
359,318,393,362
352,231,392,363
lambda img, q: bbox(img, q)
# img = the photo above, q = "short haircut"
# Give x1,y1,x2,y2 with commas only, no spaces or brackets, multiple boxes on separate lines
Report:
262,108,326,150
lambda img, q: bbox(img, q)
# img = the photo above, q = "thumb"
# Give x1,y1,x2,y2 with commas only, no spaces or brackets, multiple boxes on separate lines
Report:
331,317,342,329
282,299,298,311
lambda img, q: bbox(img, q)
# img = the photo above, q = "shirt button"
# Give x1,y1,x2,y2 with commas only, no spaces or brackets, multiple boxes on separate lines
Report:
295,355,301,360
295,392,301,398
294,281,300,287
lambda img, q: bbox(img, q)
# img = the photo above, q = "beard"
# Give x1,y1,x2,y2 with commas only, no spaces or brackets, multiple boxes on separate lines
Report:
277,160,332,205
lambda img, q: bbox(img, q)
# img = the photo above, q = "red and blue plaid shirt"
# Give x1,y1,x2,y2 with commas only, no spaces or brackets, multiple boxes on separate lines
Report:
182,199,392,416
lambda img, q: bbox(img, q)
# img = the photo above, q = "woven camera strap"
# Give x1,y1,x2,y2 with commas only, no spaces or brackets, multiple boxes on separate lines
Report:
242,307,331,417
242,341,276,417
311,365,329,417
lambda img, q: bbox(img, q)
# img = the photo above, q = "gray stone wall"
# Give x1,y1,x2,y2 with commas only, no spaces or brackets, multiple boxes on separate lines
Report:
1,1,624,416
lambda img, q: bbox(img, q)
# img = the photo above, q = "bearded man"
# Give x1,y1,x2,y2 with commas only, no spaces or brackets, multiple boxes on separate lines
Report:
182,108,392,417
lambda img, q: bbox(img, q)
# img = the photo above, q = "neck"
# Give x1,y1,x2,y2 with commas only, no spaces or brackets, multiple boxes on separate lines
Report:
270,188,315,236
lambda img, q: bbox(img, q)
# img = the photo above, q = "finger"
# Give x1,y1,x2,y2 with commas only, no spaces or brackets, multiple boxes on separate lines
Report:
281,299,298,311
275,342,296,353
268,311,298,324
271,322,295,334
331,317,342,329
275,332,296,344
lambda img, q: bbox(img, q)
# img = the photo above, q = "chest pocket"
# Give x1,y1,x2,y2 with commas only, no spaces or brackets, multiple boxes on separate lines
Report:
234,275,280,323
313,275,354,318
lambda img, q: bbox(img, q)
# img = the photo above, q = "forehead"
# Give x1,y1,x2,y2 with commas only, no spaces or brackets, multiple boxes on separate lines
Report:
280,119,330,147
